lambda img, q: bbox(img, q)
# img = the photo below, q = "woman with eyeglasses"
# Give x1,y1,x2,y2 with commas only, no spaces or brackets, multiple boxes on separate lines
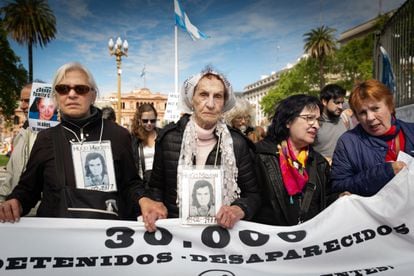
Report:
253,94,337,226
131,103,160,187
0,62,143,222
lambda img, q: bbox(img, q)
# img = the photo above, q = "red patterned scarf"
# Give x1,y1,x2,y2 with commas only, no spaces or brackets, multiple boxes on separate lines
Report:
278,139,309,196
377,117,406,162
383,126,406,162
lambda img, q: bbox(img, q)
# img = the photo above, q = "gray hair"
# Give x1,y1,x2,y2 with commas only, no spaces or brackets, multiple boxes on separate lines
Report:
224,98,256,127
52,62,99,99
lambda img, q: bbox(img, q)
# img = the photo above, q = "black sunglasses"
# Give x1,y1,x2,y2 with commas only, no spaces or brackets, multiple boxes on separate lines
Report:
142,119,156,124
55,84,92,95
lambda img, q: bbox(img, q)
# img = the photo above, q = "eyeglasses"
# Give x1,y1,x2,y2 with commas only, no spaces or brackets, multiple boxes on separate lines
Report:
298,114,320,125
55,84,92,95
142,119,156,124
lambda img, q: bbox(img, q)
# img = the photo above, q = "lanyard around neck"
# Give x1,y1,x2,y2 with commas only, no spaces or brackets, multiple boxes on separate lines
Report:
62,118,104,145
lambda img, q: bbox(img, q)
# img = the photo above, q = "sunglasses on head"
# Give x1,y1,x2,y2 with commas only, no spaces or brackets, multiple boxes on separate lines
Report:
142,119,156,124
55,84,92,95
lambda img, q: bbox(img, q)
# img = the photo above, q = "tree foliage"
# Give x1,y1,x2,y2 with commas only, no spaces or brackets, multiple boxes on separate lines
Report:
333,35,374,91
0,19,28,118
1,0,56,82
261,58,319,117
261,22,378,119
303,25,337,90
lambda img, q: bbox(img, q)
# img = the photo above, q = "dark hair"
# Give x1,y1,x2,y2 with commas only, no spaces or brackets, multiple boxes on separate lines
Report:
267,94,322,144
320,84,346,102
101,106,116,122
192,180,214,208
131,103,158,141
84,152,107,178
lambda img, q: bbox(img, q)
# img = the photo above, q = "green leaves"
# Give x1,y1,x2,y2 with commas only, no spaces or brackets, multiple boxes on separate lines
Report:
0,20,28,118
261,58,319,117
1,0,57,82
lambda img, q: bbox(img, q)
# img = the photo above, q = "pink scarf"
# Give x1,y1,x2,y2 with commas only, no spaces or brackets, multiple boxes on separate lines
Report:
278,139,309,196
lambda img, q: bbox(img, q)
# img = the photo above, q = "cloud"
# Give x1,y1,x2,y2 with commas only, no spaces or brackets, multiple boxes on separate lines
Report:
23,0,407,97
56,0,93,19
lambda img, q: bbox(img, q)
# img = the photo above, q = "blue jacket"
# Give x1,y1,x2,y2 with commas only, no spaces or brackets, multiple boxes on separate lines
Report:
331,120,414,196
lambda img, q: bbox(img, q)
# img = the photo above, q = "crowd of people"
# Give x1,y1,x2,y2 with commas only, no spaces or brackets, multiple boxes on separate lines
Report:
0,62,413,232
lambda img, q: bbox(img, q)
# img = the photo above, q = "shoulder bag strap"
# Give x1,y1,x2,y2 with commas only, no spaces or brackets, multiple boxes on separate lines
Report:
139,142,146,173
299,158,318,222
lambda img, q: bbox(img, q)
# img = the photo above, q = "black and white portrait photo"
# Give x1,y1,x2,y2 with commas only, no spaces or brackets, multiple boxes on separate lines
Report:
180,166,222,225
71,141,117,192
190,180,215,217
84,152,109,187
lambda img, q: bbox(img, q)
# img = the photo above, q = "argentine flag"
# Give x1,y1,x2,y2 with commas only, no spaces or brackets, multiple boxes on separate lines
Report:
174,0,209,40
140,65,146,78
380,46,396,93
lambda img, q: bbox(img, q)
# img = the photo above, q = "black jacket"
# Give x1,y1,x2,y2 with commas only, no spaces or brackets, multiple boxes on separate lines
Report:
131,127,161,177
9,107,144,220
253,138,335,226
146,114,261,219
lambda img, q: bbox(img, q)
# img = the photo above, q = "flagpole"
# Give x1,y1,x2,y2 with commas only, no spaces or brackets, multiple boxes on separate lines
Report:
174,25,179,94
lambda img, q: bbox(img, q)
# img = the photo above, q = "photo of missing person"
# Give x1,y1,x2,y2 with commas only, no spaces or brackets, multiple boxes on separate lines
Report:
83,151,109,187
189,180,215,217
29,96,58,121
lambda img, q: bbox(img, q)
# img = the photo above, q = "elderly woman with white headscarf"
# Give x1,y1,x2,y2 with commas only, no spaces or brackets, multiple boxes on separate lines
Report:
139,67,260,232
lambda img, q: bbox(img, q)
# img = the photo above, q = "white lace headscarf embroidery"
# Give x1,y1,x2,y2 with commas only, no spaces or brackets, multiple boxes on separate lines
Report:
177,68,239,209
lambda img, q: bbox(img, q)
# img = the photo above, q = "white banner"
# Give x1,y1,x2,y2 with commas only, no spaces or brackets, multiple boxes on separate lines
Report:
164,92,181,122
1,165,414,276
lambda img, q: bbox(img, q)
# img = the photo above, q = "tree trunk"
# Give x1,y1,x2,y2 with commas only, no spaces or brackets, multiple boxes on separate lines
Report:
319,58,325,90
28,42,33,83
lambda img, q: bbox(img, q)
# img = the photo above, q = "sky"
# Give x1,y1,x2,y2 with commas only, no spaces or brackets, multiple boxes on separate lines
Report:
4,0,407,98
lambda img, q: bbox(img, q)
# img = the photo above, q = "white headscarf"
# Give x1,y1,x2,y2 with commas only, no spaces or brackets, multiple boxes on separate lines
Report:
180,68,236,114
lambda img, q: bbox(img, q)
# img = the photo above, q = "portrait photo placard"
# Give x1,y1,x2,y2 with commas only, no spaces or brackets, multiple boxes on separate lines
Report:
180,166,222,225
71,141,117,192
28,82,59,132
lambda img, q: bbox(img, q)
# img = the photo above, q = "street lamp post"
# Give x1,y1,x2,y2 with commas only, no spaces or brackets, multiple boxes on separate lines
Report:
108,37,128,124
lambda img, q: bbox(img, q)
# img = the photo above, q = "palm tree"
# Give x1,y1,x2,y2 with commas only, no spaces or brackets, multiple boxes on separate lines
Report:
303,25,336,90
1,0,56,82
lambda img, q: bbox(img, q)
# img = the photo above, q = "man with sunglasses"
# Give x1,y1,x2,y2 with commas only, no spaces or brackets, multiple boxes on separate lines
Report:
0,84,40,216
0,62,143,222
